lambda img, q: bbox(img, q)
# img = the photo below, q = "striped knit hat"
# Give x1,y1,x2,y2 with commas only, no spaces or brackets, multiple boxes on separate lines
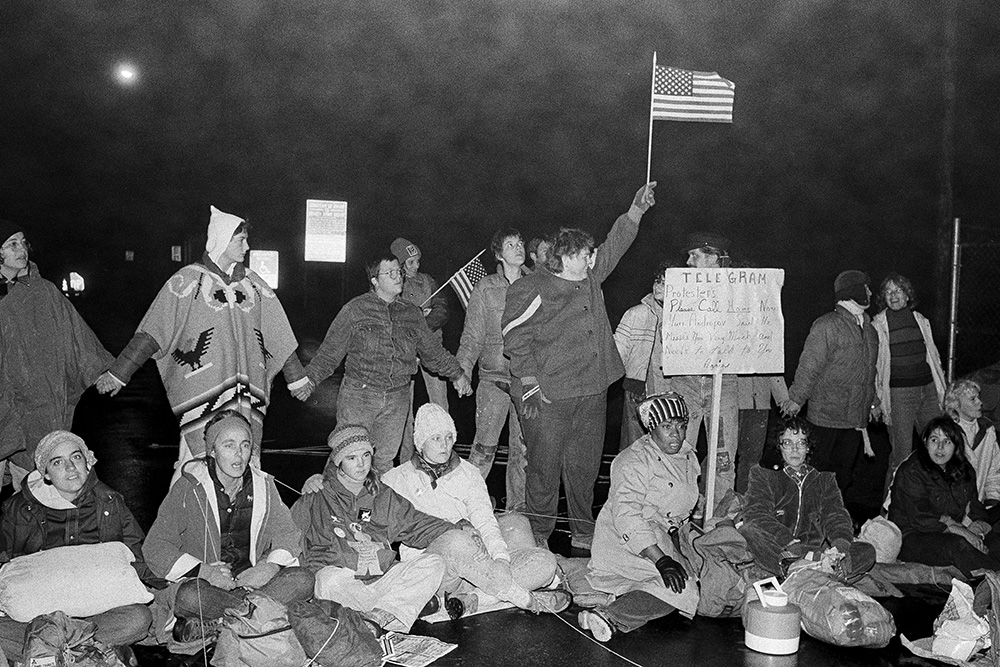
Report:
328,424,374,466
638,392,689,431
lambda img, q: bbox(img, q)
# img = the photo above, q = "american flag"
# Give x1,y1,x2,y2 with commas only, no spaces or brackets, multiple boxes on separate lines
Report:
651,66,735,123
447,252,488,310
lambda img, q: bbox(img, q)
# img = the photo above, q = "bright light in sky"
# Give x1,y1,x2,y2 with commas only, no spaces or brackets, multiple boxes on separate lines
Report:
115,63,138,85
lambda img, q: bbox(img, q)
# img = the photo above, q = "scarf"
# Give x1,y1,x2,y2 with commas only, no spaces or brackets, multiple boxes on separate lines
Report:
0,264,31,299
336,469,366,496
784,463,813,487
411,450,461,489
837,300,867,327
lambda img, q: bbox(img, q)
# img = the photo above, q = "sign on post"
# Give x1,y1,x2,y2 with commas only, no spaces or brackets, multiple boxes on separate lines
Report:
658,267,785,523
249,250,279,289
304,200,347,262
660,268,784,376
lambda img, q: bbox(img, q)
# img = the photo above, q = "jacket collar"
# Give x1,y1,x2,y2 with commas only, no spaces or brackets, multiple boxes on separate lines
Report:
835,303,869,328
640,292,661,312
200,252,246,284
23,467,100,510
493,261,529,284
783,464,815,486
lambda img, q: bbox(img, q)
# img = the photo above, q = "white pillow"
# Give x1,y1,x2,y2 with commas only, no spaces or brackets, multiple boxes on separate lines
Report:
0,542,153,622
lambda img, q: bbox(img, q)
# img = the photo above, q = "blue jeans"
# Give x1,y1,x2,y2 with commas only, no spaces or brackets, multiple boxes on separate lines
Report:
885,382,941,496
337,378,411,475
175,567,315,620
427,523,556,609
468,380,527,512
515,390,607,549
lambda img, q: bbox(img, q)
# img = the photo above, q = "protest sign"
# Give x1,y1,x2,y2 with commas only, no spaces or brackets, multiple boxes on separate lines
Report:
660,268,784,376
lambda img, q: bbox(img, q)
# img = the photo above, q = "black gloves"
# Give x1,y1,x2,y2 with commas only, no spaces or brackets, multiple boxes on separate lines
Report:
654,555,687,594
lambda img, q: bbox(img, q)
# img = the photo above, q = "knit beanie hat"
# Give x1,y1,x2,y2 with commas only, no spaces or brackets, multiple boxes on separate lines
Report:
204,412,252,453
683,231,730,254
638,392,689,431
328,425,374,466
390,238,421,265
413,403,457,450
206,205,245,266
35,430,97,472
0,218,23,246
834,270,870,306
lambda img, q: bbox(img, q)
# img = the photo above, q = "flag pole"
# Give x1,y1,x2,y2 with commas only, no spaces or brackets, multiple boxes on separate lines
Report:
420,248,487,307
646,51,657,184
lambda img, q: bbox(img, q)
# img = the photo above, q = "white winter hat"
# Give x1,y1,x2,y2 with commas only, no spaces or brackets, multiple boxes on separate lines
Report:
413,403,457,450
206,205,245,266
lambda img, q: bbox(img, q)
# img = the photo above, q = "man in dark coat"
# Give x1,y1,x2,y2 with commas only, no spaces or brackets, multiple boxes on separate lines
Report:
782,270,880,495
0,218,112,489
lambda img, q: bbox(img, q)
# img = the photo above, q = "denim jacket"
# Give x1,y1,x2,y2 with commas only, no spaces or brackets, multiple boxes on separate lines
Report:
306,291,462,391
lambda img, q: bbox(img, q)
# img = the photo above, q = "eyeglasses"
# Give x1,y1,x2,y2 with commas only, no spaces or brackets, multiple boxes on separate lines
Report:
779,440,808,451
379,269,401,278
503,240,524,250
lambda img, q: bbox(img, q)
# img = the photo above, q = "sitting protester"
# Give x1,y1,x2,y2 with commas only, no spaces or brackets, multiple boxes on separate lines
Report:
0,431,152,663
382,403,571,614
945,378,1000,515
580,392,701,643
143,411,312,644
740,417,876,580
292,424,459,633
888,415,1000,577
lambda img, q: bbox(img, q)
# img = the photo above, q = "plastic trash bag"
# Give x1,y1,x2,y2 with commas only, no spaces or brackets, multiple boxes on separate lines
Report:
781,563,895,648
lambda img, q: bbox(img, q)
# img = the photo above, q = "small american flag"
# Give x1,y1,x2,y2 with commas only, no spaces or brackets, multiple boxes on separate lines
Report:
651,65,735,123
449,254,488,309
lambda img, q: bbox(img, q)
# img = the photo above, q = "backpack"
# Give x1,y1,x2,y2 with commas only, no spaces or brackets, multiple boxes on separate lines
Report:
286,599,382,667
22,611,125,667
212,592,306,667
691,522,758,618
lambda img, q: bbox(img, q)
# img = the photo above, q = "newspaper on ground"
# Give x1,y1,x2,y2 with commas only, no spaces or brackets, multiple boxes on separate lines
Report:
380,632,457,667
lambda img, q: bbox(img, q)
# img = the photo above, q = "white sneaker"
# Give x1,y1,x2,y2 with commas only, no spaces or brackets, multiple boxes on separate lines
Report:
578,609,614,643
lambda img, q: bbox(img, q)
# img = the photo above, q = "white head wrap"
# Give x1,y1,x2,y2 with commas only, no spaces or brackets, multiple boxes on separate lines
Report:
206,205,245,267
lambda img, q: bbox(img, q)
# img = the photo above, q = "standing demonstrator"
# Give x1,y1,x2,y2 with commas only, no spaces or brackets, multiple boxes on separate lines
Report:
392,237,451,463
305,254,471,475
0,218,113,489
96,207,311,474
502,182,656,552
782,270,879,496
456,227,529,509
872,273,946,496
647,232,740,501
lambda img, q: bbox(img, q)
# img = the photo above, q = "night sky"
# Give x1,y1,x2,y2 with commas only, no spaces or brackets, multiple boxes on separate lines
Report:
2,0,998,373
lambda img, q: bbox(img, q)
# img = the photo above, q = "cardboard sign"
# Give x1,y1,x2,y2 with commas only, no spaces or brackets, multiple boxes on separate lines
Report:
304,199,347,262
660,268,784,375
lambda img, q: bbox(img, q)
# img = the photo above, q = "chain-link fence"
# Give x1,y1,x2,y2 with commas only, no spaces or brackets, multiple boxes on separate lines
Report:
953,240,1000,378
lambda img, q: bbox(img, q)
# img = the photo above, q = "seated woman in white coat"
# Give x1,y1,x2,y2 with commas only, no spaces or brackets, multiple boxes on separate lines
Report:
946,378,1000,519
382,403,570,616
580,392,700,643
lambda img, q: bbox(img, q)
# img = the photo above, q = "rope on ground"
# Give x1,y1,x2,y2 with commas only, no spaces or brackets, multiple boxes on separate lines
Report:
532,595,646,667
